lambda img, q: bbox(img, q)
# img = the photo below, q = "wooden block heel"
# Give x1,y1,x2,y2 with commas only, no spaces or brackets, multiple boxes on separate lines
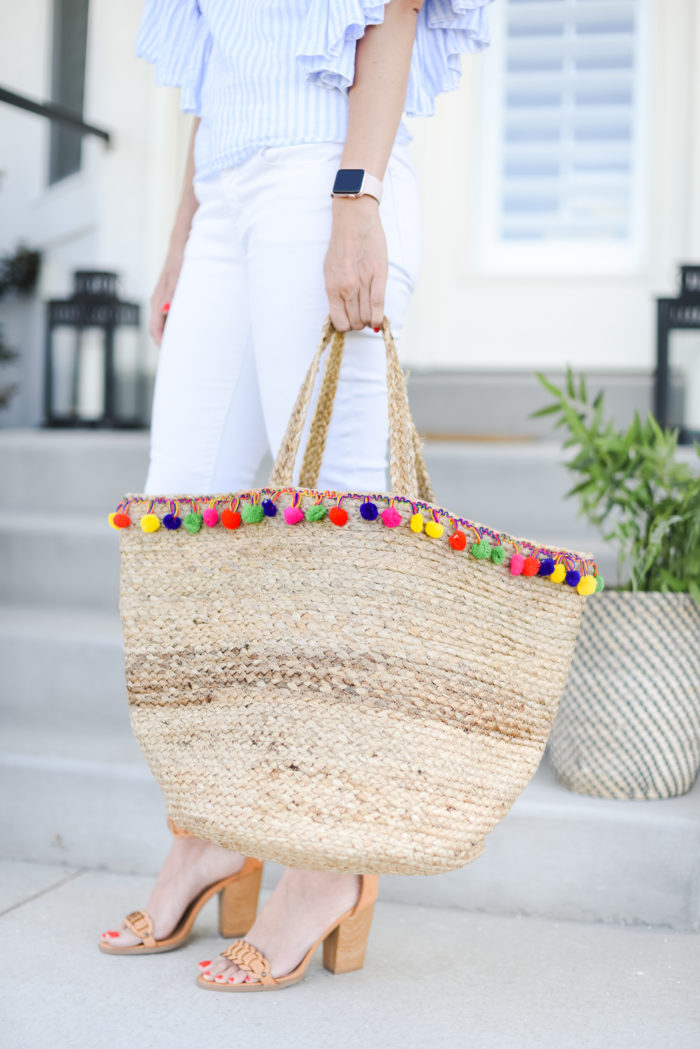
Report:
98,817,264,955
198,874,379,992
218,858,263,937
322,898,375,974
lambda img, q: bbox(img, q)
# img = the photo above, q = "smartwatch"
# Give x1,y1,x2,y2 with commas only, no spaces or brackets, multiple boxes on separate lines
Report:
331,168,383,204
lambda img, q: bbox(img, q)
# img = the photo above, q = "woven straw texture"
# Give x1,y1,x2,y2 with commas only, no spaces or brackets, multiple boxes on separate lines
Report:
118,320,594,875
548,592,700,800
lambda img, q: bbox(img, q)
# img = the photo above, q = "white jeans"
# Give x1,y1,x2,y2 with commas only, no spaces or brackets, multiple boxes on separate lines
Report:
143,141,423,496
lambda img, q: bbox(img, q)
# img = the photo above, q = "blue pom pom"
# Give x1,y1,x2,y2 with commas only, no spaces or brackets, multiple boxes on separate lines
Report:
262,498,277,517
360,501,378,521
565,569,581,587
538,557,555,576
163,513,182,530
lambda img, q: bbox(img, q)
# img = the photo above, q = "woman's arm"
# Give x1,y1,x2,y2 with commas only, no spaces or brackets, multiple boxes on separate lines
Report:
149,117,201,346
324,0,423,332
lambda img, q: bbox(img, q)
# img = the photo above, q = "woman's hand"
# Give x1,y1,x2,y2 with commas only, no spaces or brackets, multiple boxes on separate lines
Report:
149,249,185,347
324,196,387,332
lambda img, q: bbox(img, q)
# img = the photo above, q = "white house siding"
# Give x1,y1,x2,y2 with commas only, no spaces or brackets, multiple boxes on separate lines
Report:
0,0,699,427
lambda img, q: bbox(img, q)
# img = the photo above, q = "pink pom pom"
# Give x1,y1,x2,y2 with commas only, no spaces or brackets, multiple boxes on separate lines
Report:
381,507,402,528
284,505,304,525
510,554,525,576
202,508,218,527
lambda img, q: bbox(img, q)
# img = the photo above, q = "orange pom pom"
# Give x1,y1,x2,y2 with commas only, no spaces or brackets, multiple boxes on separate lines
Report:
522,556,540,577
221,509,242,530
449,530,467,551
328,506,348,527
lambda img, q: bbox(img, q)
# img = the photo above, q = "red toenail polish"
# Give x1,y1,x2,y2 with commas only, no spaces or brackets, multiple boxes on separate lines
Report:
198,960,211,968
107,931,119,937
244,975,251,982
229,978,236,984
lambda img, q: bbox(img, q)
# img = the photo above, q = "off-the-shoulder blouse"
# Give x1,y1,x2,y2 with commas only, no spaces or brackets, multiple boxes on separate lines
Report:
136,0,493,181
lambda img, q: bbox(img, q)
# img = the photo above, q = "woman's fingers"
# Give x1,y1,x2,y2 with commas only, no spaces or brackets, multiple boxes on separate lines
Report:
328,295,351,332
370,271,386,330
149,301,166,347
358,282,373,328
343,290,363,331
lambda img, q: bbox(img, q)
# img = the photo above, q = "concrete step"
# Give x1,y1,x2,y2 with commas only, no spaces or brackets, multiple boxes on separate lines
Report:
1,723,698,930
405,368,683,440
0,511,120,610
0,429,150,513
0,605,126,734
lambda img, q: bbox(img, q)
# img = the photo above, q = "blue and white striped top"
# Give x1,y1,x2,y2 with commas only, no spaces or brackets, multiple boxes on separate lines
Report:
136,0,493,181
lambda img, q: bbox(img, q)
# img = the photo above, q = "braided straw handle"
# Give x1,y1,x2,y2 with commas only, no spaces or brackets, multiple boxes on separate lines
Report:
268,318,434,502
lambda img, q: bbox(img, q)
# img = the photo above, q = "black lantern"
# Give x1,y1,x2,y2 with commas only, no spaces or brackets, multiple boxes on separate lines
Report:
655,265,700,445
44,270,143,427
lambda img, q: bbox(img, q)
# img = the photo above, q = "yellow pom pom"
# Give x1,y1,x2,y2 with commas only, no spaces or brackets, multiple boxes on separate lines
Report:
410,512,424,533
425,520,444,539
577,575,597,595
550,564,566,584
140,513,160,533
108,512,119,530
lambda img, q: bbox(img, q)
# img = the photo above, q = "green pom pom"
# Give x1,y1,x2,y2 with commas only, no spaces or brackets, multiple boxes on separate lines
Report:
241,503,265,524
595,574,605,592
491,544,506,565
471,538,492,560
184,511,203,534
305,503,328,522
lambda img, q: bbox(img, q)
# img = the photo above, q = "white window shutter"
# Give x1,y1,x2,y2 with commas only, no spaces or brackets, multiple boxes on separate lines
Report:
477,0,650,274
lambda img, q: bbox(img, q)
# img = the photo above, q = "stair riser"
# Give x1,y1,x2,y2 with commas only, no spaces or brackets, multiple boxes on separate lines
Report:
0,436,150,513
0,629,128,733
1,755,696,930
0,526,119,610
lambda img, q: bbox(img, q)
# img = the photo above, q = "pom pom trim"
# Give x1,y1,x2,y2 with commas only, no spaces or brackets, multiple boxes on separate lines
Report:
108,490,598,595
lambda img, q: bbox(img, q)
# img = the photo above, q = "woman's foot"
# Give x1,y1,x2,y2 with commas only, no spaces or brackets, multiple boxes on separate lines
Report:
100,835,247,948
199,868,360,985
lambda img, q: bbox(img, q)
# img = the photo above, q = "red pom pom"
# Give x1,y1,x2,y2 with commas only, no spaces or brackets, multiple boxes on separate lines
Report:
449,530,467,551
113,513,131,529
221,509,242,530
328,506,348,527
522,556,540,577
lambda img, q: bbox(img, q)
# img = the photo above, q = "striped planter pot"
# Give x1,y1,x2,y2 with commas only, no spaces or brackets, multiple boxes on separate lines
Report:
547,592,700,799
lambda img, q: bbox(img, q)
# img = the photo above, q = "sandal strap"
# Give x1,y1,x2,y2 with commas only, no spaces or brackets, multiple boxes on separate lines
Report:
167,816,193,838
222,939,276,985
124,909,156,947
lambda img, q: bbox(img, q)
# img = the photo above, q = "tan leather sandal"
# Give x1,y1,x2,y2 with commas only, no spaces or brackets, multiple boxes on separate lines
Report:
196,874,378,991
98,818,263,956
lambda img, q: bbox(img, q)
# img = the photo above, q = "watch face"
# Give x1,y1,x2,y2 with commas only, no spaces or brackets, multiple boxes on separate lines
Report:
332,169,364,195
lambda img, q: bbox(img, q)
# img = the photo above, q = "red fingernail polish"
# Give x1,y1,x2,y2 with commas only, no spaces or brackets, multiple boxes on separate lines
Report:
373,327,380,333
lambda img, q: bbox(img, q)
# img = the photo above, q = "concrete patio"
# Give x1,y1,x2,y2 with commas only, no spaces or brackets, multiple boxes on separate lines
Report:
2,859,698,1049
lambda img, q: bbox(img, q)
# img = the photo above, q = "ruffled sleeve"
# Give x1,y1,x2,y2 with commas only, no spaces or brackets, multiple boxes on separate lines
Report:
135,0,212,115
296,0,493,118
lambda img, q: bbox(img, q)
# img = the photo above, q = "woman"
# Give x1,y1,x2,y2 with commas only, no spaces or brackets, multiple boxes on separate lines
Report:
100,0,492,990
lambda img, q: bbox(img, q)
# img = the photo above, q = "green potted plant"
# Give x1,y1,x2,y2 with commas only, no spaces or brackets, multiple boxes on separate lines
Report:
532,370,700,800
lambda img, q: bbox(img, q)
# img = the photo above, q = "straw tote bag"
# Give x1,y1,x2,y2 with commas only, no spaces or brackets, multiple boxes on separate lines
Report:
109,319,601,876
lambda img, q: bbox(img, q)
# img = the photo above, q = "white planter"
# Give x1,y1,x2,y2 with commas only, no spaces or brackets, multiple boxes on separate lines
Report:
547,591,700,799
